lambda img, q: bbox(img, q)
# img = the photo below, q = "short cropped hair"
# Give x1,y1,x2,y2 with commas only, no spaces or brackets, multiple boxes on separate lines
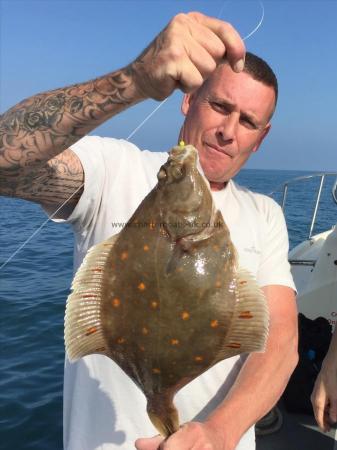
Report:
243,52,278,106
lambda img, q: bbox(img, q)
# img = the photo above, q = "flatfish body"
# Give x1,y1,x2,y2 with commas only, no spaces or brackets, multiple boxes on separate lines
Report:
65,144,269,436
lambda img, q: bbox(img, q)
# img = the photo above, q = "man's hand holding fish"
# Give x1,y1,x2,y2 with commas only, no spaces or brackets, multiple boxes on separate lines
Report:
135,421,225,450
0,10,298,450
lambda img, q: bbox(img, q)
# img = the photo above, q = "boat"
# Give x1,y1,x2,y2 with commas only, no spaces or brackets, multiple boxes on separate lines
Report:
256,172,337,450
280,172,337,329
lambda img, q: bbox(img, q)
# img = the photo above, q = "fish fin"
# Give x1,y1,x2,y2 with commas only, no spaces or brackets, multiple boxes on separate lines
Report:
147,396,179,438
220,268,269,358
64,234,119,361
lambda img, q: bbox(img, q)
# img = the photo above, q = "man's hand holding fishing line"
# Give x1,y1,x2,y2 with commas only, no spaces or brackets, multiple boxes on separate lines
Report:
130,12,246,101
0,11,244,210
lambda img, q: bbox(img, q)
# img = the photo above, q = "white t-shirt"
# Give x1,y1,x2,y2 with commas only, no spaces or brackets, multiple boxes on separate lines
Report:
58,136,295,450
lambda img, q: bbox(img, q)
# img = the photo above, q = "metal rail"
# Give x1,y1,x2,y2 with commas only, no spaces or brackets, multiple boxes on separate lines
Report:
269,172,337,240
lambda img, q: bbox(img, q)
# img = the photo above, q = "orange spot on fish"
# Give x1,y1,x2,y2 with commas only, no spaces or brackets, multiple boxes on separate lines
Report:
239,311,253,319
194,356,204,362
240,280,247,285
139,345,145,352
152,368,161,374
120,251,128,261
142,327,149,335
149,221,156,230
213,245,220,251
117,337,126,344
138,282,146,291
112,298,121,307
91,268,102,273
143,244,149,251
210,320,219,328
151,301,158,309
227,342,241,349
82,294,98,299
215,280,221,288
181,311,190,320
176,267,183,273
85,327,97,336
170,339,179,346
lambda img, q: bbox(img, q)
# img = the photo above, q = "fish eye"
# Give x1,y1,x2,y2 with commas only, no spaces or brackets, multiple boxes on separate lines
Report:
171,165,184,180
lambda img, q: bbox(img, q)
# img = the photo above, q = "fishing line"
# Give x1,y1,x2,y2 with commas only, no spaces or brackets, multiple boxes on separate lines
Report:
217,0,230,21
242,1,264,41
126,98,169,141
217,0,264,40
0,184,83,271
0,1,264,270
0,100,169,271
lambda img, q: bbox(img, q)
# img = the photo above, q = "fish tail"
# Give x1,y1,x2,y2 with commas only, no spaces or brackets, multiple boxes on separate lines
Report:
147,395,179,437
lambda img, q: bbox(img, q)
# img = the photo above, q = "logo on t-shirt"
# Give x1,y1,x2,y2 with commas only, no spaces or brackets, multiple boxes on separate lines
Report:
244,246,261,255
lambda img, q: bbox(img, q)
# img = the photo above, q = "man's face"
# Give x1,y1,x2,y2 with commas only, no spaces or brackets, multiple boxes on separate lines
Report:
180,64,275,190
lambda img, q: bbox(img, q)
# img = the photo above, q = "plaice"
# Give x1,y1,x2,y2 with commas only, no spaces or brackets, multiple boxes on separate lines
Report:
65,143,269,437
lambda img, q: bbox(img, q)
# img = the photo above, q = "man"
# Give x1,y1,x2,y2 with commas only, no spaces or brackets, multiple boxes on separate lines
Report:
0,12,298,450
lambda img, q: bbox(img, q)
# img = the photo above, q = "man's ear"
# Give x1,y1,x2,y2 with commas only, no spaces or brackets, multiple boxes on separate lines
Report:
252,124,271,152
181,93,195,116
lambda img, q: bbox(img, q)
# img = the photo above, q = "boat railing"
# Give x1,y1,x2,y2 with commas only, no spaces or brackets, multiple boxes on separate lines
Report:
269,172,337,241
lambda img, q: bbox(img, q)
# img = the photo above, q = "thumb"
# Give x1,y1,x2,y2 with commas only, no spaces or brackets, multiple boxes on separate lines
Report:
135,435,164,450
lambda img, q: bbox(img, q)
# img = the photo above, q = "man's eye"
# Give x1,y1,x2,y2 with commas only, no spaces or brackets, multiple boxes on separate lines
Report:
240,117,257,130
212,102,229,114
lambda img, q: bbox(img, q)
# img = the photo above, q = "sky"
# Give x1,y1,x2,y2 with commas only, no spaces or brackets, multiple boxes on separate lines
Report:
0,0,337,171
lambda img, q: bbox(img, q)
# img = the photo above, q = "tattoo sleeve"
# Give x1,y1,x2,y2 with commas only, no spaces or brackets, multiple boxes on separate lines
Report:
0,66,144,198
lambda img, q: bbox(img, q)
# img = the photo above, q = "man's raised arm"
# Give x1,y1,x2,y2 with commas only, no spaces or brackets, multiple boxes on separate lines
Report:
0,66,145,217
0,12,245,216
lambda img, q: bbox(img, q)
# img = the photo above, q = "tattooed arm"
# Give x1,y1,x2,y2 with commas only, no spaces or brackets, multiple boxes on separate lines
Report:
0,69,146,217
0,12,245,216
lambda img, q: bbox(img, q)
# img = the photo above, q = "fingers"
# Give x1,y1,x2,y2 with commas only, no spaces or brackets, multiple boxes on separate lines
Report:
131,11,246,100
311,379,330,432
159,422,222,450
135,435,163,450
183,17,227,64
167,12,245,92
315,403,330,432
187,12,246,72
174,57,205,94
136,422,223,450
311,359,337,432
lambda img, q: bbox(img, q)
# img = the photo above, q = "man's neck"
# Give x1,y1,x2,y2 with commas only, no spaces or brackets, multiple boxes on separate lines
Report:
210,181,228,191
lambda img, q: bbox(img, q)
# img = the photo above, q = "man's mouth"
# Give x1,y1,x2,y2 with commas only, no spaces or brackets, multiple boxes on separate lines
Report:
204,142,234,158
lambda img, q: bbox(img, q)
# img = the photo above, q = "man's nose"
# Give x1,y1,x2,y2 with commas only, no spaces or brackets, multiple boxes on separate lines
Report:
216,116,238,145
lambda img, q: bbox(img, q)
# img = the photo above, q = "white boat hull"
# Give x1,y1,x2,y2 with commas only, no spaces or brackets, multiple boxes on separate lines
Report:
290,226,337,330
